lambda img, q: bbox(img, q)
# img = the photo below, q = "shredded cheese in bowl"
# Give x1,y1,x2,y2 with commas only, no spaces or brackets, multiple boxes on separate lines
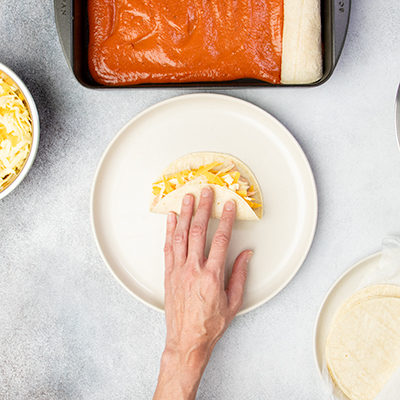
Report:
0,77,33,192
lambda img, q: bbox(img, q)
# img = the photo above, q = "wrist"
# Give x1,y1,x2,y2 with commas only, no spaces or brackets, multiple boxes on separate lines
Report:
164,338,213,368
153,342,212,400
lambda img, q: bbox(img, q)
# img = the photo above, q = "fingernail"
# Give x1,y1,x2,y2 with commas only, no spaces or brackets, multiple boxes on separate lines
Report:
225,200,235,211
246,252,253,263
201,186,211,197
168,212,175,222
183,194,192,205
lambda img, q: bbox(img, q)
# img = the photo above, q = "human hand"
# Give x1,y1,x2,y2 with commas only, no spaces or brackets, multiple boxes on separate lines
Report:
153,186,253,400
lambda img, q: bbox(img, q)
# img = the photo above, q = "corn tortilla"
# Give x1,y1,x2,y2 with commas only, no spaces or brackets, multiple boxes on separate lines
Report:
326,296,400,400
150,152,263,220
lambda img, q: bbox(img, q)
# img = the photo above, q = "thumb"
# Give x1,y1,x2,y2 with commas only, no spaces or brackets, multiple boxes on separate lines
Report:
226,250,253,314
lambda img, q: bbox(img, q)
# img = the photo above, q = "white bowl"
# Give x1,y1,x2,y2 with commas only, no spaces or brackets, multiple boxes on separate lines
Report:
0,62,40,200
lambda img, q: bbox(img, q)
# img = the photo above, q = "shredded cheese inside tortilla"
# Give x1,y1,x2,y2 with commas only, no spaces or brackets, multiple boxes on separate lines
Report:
152,161,262,209
0,77,32,191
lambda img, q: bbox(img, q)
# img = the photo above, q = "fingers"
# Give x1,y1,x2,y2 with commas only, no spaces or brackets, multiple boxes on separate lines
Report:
164,212,177,275
188,187,213,261
173,194,194,266
226,250,252,313
207,200,236,276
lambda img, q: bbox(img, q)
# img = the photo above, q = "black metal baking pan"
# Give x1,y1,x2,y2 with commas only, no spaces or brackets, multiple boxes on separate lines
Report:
54,0,350,89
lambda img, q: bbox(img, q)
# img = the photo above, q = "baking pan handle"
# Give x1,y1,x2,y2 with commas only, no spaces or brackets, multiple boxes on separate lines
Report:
333,0,351,65
54,0,73,71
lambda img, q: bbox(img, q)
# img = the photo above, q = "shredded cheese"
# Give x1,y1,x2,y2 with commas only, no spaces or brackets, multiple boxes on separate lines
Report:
0,77,32,191
152,161,262,209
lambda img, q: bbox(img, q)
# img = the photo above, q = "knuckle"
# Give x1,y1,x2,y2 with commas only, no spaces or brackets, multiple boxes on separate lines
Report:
164,243,173,255
206,270,220,285
183,266,198,282
174,231,186,244
190,223,205,238
213,231,230,247
198,199,211,210
209,315,227,335
203,267,221,286
181,207,191,216
237,267,248,283
220,214,232,224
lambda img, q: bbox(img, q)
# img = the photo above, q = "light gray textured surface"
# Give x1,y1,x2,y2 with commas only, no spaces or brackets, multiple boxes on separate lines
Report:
1,1,400,399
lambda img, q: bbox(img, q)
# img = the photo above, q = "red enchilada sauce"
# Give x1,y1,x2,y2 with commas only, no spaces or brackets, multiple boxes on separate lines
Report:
88,0,283,85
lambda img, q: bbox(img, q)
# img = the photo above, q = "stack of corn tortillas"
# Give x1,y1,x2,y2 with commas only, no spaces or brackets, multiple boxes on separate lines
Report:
325,285,400,400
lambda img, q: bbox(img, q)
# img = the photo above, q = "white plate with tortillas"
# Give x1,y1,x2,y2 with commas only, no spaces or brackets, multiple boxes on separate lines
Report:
314,252,400,400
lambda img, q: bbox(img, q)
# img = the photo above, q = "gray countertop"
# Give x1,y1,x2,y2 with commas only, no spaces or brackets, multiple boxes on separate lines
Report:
1,1,400,399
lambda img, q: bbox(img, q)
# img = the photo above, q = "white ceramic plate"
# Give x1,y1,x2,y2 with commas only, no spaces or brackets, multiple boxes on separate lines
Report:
90,93,317,314
313,252,382,377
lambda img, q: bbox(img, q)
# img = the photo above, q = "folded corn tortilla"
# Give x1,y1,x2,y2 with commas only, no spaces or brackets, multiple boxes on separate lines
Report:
150,152,263,220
